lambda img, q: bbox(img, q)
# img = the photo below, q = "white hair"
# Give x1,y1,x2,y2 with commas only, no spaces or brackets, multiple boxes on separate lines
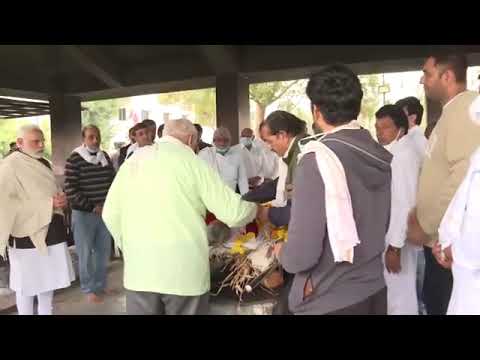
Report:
164,118,197,140
214,127,232,140
17,124,43,139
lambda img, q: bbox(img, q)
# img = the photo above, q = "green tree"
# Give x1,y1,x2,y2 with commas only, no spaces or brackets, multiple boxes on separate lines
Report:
358,74,382,134
158,88,216,127
249,80,302,131
81,99,119,149
274,79,312,131
0,119,19,156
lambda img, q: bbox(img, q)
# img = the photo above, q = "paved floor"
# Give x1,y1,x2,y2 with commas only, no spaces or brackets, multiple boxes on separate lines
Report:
1,259,276,316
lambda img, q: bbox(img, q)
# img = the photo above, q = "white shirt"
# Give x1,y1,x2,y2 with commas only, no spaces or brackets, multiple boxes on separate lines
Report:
254,138,279,180
234,144,260,180
386,135,423,248
198,146,249,195
406,126,428,162
272,137,297,208
234,140,279,180
439,147,480,315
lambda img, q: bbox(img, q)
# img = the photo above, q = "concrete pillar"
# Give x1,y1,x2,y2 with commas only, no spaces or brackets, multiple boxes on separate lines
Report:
215,73,250,144
425,98,442,139
49,94,82,184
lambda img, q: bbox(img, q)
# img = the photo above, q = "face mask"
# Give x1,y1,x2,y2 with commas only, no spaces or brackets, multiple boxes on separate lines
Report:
240,137,253,148
216,146,230,155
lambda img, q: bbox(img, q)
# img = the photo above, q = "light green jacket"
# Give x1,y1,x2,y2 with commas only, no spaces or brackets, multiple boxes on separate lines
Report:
102,136,256,296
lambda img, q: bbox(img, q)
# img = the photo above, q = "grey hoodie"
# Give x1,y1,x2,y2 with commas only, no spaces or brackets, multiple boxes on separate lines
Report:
280,129,392,315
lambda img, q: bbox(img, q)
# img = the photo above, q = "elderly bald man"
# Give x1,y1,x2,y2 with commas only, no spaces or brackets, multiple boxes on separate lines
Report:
0,124,75,315
103,119,256,315
198,127,249,195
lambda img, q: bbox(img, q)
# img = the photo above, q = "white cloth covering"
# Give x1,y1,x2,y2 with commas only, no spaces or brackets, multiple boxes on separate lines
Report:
296,120,363,264
9,242,75,297
73,144,109,167
0,151,61,257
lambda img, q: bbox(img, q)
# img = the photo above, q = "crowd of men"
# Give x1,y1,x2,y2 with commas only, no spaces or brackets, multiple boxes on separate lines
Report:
0,52,479,315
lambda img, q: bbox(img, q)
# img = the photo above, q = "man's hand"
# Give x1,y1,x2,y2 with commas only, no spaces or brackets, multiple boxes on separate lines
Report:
385,246,402,274
256,205,270,223
248,176,262,188
432,241,453,269
93,204,103,216
407,208,431,246
53,192,67,210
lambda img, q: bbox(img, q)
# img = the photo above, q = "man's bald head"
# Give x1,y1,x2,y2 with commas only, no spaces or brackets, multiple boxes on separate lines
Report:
241,128,254,138
163,118,198,151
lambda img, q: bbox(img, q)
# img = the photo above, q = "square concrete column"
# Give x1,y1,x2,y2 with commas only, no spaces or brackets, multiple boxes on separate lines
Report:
215,73,250,144
49,95,82,184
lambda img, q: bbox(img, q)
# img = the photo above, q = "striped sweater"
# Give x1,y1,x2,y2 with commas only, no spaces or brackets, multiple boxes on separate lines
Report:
64,151,116,212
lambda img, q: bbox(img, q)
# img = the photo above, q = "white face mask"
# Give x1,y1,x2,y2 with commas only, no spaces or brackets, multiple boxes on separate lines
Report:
239,137,253,148
216,146,230,155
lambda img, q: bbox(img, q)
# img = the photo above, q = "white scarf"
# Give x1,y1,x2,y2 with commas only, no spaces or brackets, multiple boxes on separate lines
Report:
73,144,109,167
439,147,480,270
297,120,362,263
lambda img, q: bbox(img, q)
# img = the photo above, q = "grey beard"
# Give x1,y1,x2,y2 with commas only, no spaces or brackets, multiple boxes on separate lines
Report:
24,150,44,159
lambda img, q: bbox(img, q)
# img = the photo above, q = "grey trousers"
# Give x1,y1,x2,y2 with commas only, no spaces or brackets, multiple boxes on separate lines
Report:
125,290,209,315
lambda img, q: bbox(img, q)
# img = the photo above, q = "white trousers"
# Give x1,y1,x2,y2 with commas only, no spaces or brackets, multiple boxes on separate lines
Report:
384,243,419,315
16,290,54,315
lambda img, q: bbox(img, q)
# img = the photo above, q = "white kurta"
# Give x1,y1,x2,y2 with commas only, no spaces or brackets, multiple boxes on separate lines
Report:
234,141,279,181
237,145,259,180
406,126,428,162
384,136,423,315
198,146,249,195
439,147,480,315
9,243,75,296
254,139,279,180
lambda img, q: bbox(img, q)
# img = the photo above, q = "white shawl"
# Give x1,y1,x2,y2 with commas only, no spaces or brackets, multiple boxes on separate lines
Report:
73,144,109,167
0,152,62,257
297,121,362,263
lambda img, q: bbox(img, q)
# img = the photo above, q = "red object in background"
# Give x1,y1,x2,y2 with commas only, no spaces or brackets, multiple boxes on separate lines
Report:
206,212,258,236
